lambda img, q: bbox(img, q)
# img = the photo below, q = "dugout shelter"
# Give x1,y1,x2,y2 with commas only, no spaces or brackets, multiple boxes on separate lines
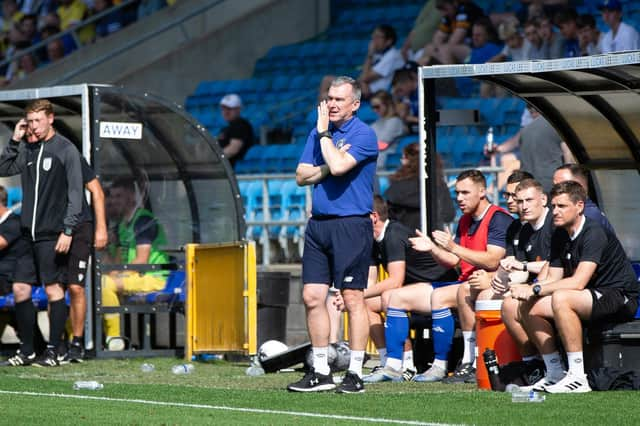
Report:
0,84,256,359
418,51,640,262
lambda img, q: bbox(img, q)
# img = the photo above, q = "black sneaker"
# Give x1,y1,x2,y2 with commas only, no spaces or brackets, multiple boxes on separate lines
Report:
403,367,417,382
442,362,476,384
66,342,85,364
33,348,60,368
287,368,336,392
336,371,365,394
0,350,36,366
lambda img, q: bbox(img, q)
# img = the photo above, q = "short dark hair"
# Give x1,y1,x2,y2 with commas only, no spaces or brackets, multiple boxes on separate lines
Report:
375,24,397,45
576,13,596,29
457,169,486,188
373,195,389,221
110,177,136,192
392,68,417,86
506,170,534,185
550,180,586,204
515,178,544,194
555,163,589,188
555,7,578,25
0,186,6,207
25,99,54,115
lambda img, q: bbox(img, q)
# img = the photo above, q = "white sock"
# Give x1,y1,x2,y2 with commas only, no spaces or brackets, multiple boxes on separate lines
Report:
402,350,415,371
542,352,564,379
461,331,476,364
432,358,447,371
377,347,387,366
348,350,365,377
312,347,330,376
566,351,585,377
386,357,402,371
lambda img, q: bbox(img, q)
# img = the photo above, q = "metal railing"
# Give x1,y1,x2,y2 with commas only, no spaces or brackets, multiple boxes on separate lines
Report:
237,166,503,265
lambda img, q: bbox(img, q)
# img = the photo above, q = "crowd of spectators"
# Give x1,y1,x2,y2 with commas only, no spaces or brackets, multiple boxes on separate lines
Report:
0,0,176,87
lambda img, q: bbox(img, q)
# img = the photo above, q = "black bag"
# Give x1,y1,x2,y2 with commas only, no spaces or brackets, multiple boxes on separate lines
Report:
587,367,640,391
498,360,546,387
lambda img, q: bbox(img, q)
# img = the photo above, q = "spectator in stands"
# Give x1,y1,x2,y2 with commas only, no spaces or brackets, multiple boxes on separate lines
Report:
217,93,254,167
552,163,615,234
598,0,640,53
357,24,405,99
576,14,602,56
362,195,458,383
1,1,23,34
401,0,441,61
509,181,638,393
522,18,548,59
391,63,419,134
384,143,454,233
538,15,565,59
18,14,38,45
0,100,87,367
40,12,78,56
370,89,405,168
102,177,169,351
490,20,527,62
409,169,513,383
138,0,167,19
46,37,66,63
555,8,580,57
461,17,502,97
492,105,573,193
288,76,377,394
417,0,486,65
93,0,124,38
57,0,94,45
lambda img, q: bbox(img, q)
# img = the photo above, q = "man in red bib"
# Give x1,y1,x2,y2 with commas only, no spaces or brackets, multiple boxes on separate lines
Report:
410,169,513,382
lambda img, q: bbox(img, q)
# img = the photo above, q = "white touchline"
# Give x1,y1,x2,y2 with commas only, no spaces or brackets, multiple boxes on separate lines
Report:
0,389,463,426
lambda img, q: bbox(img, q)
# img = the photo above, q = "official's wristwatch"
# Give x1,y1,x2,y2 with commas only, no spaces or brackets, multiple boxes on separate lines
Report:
522,261,528,272
532,284,542,297
63,227,73,237
318,130,332,139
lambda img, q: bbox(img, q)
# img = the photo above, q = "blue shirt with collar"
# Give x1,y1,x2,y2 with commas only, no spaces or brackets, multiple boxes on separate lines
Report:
299,116,378,216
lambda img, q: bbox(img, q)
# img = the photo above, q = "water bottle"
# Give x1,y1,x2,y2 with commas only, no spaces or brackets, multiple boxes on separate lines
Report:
73,381,104,390
245,356,265,376
511,390,546,403
192,354,224,362
486,126,494,153
483,348,504,391
171,363,195,375
141,363,155,372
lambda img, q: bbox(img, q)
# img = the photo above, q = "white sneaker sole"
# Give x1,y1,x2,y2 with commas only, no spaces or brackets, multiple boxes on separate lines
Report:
287,383,336,392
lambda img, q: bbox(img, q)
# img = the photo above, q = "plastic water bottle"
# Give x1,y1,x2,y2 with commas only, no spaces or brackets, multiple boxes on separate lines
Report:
483,348,504,391
192,354,224,362
486,126,494,153
245,356,265,376
141,363,155,372
511,390,545,403
171,363,194,375
73,381,104,390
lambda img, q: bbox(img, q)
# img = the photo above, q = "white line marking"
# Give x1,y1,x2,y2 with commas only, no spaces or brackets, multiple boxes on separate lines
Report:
0,389,462,425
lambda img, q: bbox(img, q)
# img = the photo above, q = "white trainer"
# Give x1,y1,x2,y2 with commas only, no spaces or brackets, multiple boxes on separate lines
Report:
545,373,592,394
519,375,563,392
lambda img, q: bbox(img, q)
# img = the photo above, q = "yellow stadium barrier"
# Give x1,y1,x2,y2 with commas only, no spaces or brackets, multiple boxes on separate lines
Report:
185,241,257,361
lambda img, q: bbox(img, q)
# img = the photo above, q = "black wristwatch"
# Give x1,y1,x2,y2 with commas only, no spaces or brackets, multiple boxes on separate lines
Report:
63,226,73,236
532,284,542,297
318,130,332,139
522,261,528,272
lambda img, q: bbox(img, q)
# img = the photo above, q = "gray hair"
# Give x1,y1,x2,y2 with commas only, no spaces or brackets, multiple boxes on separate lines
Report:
331,76,362,102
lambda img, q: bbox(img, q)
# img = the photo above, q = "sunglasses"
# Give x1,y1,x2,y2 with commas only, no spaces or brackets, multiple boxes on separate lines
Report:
501,191,517,200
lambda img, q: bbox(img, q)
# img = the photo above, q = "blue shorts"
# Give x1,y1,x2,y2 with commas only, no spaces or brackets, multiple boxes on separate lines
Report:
302,215,373,290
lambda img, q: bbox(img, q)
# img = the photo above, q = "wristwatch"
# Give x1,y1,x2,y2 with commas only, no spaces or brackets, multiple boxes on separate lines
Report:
63,226,73,237
318,130,332,139
532,284,542,297
522,261,528,272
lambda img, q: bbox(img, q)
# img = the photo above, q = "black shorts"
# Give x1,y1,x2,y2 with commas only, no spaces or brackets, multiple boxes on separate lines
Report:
302,215,373,290
14,237,68,286
0,275,11,295
589,287,638,323
67,222,93,286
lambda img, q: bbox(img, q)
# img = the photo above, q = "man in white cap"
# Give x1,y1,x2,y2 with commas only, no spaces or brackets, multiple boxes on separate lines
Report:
218,93,255,166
